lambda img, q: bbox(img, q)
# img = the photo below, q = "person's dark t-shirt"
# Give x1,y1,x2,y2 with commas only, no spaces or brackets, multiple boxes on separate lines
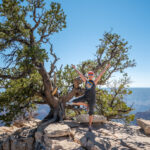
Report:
84,80,96,104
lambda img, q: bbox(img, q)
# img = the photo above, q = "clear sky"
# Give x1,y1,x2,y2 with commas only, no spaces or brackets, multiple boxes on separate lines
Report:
47,0,150,87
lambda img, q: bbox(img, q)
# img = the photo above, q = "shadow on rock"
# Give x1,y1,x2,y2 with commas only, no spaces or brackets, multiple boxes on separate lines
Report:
80,130,111,150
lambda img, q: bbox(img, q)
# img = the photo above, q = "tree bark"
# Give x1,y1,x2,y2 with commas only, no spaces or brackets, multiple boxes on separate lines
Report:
35,62,67,123
35,62,85,123
42,102,65,123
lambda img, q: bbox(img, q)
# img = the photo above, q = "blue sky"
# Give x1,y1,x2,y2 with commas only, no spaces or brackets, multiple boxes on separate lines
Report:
0,0,150,87
47,0,150,87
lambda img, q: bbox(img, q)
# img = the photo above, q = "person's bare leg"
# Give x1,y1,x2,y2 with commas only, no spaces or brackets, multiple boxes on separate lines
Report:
72,102,88,108
89,115,93,127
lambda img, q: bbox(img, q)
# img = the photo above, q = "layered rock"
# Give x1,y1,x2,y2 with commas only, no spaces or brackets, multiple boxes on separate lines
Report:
0,116,150,150
0,118,40,150
73,121,150,150
44,123,71,137
75,114,107,123
137,118,150,135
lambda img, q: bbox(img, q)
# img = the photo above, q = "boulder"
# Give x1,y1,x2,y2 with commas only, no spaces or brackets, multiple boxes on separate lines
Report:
44,137,82,150
10,136,34,150
137,119,150,135
76,114,107,123
44,123,71,138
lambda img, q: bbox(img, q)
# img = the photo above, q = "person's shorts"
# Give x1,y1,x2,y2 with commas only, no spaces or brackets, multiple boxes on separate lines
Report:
72,95,95,115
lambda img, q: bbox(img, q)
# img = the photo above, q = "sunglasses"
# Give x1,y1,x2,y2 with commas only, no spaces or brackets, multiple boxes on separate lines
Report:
88,73,94,76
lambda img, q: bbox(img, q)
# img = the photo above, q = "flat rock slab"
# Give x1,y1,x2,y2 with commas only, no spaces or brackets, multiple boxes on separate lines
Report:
44,137,84,150
51,140,83,150
75,114,107,123
44,123,71,138
137,119,150,135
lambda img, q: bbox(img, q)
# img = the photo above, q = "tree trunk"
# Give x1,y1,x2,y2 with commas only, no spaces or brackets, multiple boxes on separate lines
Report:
35,63,65,123
42,101,65,123
35,63,84,123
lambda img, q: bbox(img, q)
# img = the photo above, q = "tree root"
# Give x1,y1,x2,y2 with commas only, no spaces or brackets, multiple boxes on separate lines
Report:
38,102,65,130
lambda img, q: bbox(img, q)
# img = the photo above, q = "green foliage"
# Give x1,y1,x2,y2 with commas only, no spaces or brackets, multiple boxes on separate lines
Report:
55,32,136,123
0,0,67,125
16,45,49,66
0,0,66,50
65,109,76,118
0,0,66,125
0,70,43,125
95,75,135,123
65,108,87,119
38,2,66,35
56,64,79,96
0,0,135,125
94,32,136,84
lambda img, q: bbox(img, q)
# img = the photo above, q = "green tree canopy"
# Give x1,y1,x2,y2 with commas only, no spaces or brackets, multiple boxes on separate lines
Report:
0,0,136,126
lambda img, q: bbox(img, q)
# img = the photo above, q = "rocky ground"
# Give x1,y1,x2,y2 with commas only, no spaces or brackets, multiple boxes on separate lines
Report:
0,115,150,150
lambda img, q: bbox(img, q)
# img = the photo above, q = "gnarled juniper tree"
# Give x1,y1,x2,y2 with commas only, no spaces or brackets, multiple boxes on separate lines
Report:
0,0,136,125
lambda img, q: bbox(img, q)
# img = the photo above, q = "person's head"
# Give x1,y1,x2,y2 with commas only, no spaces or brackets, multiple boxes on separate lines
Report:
88,71,94,80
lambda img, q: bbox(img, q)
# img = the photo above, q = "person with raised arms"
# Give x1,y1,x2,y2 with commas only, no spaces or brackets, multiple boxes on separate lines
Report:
68,64,110,131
